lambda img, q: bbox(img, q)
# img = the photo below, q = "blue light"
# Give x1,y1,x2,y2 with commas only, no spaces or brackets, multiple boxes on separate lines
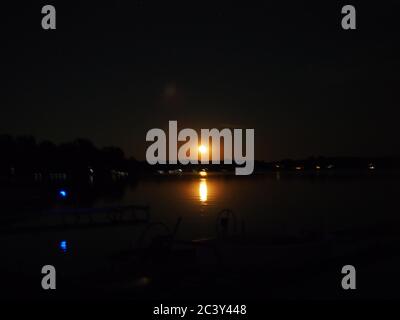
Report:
59,240,67,252
59,190,67,198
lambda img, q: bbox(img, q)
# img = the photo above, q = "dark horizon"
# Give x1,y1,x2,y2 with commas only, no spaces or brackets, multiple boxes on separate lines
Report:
2,133,400,176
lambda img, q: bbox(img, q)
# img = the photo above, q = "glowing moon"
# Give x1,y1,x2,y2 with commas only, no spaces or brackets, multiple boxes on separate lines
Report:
198,145,207,154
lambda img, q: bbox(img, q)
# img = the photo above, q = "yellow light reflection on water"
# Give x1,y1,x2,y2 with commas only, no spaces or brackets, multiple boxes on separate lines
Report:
199,178,208,203
199,171,207,177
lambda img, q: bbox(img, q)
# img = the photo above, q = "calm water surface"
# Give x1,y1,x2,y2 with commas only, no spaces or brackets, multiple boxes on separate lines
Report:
2,173,400,298
93,173,400,240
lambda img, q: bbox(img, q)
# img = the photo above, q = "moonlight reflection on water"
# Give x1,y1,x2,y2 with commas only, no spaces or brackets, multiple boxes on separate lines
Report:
199,178,208,204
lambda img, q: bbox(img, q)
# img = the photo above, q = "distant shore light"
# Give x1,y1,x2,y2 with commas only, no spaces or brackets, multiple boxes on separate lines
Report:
59,190,68,198
59,240,67,252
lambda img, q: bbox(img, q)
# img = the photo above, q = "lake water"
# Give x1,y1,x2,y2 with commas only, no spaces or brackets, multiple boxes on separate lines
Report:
2,172,400,299
93,172,400,241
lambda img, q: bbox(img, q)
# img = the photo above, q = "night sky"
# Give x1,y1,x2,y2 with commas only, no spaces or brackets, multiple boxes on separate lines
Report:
2,1,400,161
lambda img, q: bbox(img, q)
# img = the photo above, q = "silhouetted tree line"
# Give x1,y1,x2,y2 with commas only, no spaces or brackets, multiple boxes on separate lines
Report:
0,134,146,181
